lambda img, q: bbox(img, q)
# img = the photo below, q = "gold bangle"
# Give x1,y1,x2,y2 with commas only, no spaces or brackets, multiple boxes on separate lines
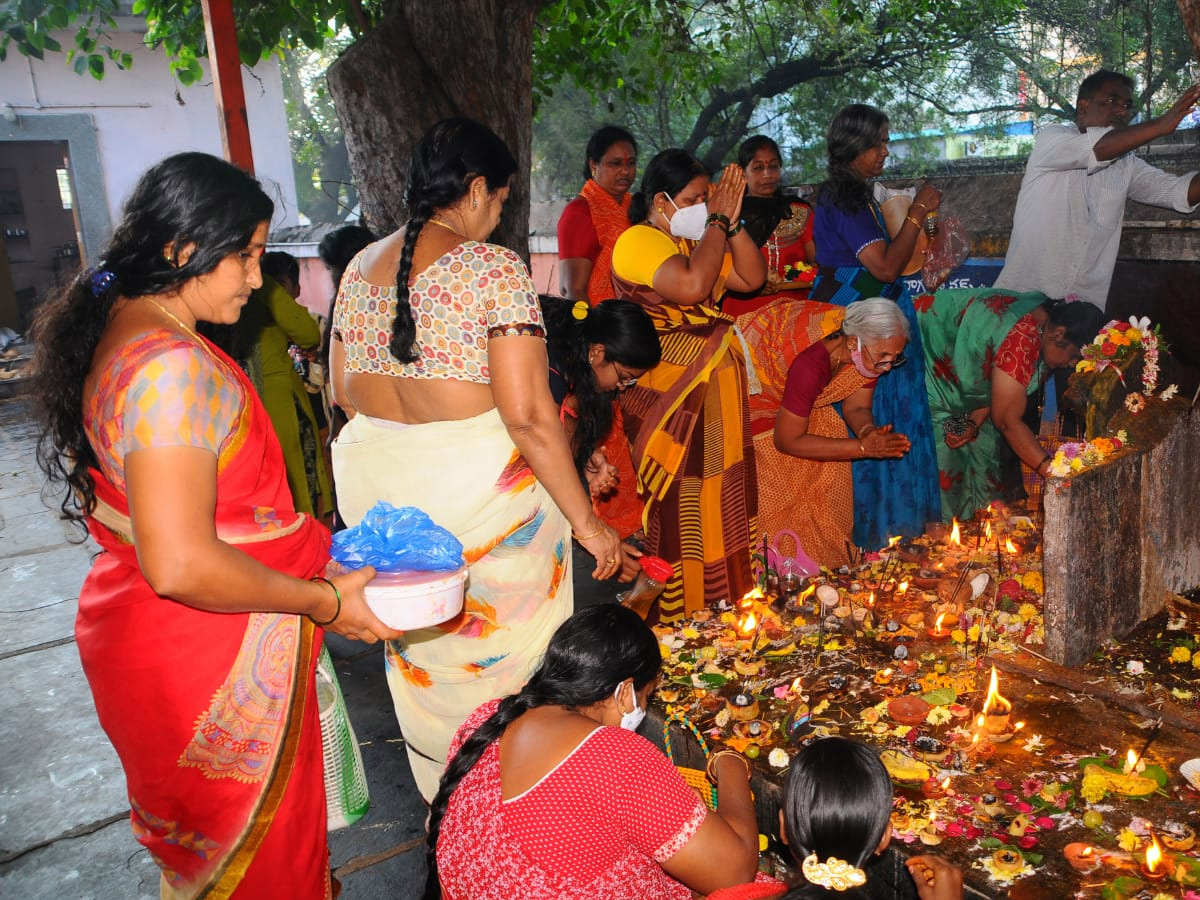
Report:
572,525,603,542
858,439,867,457
707,749,751,785
912,202,928,213
905,215,922,229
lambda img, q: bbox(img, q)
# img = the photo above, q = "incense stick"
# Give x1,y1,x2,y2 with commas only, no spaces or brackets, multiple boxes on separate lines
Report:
1128,718,1163,770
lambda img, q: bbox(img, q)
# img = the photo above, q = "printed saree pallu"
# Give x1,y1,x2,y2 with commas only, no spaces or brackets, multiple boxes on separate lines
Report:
78,342,332,900
915,288,1048,520
614,273,758,623
331,408,573,802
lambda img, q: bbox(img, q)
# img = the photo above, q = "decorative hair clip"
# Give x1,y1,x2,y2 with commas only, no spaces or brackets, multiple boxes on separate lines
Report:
571,300,589,321
87,268,117,299
801,853,867,891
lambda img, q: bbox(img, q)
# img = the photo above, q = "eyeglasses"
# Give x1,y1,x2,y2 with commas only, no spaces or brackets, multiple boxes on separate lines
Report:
861,342,907,371
612,363,640,389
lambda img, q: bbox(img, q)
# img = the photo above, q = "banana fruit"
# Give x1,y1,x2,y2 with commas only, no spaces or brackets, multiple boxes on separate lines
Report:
1082,763,1159,797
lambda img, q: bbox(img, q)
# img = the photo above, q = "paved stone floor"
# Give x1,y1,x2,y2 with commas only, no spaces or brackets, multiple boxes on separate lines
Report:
0,393,619,899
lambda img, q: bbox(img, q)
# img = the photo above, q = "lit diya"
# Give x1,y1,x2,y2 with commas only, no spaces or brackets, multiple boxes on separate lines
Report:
1140,833,1168,882
979,666,1012,737
927,612,952,643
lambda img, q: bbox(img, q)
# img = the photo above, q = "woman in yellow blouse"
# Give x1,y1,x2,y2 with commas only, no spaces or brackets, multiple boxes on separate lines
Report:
610,149,765,621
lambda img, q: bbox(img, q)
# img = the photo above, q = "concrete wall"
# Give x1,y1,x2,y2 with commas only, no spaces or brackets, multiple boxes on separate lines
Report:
0,18,299,262
1042,404,1200,666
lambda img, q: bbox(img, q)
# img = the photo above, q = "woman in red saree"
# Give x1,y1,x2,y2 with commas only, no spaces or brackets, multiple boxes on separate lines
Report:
32,153,397,900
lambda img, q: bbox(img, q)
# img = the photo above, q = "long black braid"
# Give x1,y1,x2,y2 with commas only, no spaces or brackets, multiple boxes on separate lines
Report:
421,605,661,899
388,118,518,363
817,104,889,215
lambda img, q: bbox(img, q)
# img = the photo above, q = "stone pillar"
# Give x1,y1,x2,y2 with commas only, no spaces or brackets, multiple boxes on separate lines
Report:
1042,405,1200,666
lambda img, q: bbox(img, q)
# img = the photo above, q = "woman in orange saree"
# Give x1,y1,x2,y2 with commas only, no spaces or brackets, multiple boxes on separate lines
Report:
33,153,395,900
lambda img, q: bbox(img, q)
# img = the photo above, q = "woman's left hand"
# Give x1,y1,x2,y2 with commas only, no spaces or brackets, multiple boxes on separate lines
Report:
861,423,911,458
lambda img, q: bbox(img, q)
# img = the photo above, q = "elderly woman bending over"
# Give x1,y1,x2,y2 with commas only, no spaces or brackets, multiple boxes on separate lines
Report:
763,298,912,567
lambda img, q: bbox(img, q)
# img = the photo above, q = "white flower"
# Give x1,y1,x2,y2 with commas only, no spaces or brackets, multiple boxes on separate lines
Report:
1022,734,1046,753
1126,660,1145,675
768,747,791,768
1160,384,1178,401
1128,315,1151,332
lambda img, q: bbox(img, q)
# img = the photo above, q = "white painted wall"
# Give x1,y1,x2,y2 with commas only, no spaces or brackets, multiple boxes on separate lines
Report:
0,17,299,236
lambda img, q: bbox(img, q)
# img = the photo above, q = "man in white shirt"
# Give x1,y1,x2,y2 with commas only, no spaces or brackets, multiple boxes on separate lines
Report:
995,70,1200,310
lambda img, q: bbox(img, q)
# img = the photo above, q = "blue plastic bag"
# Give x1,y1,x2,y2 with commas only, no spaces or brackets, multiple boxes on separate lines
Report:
331,502,464,573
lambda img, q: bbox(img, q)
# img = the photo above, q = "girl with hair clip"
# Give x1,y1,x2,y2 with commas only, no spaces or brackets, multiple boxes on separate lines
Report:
329,118,622,801
540,295,661,580
426,605,760,900
32,152,397,899
709,738,963,900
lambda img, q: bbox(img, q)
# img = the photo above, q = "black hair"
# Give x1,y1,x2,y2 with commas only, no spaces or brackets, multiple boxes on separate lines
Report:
817,104,889,214
260,250,299,288
738,135,782,170
584,126,638,181
389,117,518,363
1077,70,1135,104
778,738,894,899
628,149,709,225
1043,299,1107,349
540,295,661,472
32,152,273,523
422,605,662,899
317,224,377,360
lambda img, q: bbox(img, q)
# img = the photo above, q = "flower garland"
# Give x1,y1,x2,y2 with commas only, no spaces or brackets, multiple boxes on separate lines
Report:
1046,432,1127,477
1075,316,1178,410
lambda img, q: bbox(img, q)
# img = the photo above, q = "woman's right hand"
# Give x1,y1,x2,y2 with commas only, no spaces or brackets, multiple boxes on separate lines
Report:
575,517,624,580
708,163,747,229
912,183,942,215
320,566,406,644
906,854,964,900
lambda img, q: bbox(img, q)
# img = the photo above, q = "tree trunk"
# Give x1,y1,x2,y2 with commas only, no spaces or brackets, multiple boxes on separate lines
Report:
326,0,539,260
1178,0,1200,64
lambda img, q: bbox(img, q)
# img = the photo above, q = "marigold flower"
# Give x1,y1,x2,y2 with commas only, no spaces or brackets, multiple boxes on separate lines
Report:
1117,828,1140,851
1169,644,1192,664
1018,603,1038,621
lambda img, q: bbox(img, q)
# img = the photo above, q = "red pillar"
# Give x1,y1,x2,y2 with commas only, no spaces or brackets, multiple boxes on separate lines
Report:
200,0,255,173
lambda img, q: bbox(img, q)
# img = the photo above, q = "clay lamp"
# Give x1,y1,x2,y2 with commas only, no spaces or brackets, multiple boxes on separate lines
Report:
921,776,951,799
991,848,1024,876
1063,843,1102,873
927,612,953,643
1139,834,1168,882
919,813,944,846
888,694,931,726
874,667,893,685
980,666,1012,736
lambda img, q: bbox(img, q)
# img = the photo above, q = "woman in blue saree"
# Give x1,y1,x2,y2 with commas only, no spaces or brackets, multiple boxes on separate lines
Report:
810,103,942,549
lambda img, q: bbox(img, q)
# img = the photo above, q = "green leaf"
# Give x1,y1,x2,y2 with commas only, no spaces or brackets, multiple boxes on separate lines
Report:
87,52,104,79
696,672,728,688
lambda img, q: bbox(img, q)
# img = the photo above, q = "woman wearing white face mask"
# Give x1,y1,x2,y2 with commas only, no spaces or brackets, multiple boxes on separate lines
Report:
610,150,766,623
425,605,758,900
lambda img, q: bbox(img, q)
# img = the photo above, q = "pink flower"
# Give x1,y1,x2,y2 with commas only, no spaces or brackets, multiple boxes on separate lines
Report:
1017,835,1039,849
1020,778,1043,797
1034,816,1056,830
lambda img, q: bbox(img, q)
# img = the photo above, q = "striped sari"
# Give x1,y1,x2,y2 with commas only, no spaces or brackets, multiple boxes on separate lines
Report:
612,225,757,622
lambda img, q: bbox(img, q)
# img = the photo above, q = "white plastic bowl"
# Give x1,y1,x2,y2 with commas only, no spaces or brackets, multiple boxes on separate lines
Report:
362,567,468,630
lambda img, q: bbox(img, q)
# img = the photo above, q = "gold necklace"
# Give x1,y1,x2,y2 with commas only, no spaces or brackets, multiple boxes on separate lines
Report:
144,297,202,343
428,217,465,237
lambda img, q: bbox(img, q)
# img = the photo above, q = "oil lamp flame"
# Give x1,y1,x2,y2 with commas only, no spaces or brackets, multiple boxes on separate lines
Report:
740,587,764,608
939,777,951,790
799,584,815,602
887,535,901,549
982,666,1011,716
790,676,803,694
1145,834,1163,873
740,611,758,635
1123,748,1142,774
934,612,947,633
1080,847,1093,859
1004,537,1018,555
867,591,876,607
984,520,992,540
898,580,909,594
949,518,962,545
